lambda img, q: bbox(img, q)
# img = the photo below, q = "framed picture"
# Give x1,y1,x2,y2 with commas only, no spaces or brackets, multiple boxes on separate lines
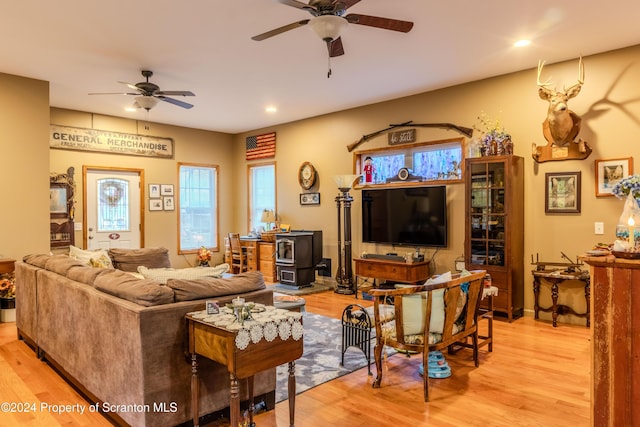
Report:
50,186,68,215
149,199,163,211
595,157,633,197
163,196,175,211
160,184,174,196
545,172,581,214
149,184,161,198
299,192,320,205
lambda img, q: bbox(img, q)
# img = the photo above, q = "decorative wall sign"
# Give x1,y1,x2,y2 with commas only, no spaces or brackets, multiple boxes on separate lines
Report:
388,129,416,145
50,124,174,158
246,132,276,160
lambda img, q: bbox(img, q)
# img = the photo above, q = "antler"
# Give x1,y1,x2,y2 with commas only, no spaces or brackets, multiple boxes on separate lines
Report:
537,60,552,87
576,56,584,85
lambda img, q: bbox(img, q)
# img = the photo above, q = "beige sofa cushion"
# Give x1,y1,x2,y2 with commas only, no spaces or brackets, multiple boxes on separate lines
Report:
94,269,174,306
44,255,86,276
137,263,230,284
167,271,266,301
108,247,171,272
23,253,54,269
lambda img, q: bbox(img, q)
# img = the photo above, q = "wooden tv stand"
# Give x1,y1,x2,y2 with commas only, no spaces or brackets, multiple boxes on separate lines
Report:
354,257,430,290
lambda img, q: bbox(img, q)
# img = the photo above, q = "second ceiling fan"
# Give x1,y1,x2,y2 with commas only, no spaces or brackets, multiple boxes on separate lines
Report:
252,0,414,58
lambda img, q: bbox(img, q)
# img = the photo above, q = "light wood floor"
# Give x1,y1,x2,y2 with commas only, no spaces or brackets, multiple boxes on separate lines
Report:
0,288,591,426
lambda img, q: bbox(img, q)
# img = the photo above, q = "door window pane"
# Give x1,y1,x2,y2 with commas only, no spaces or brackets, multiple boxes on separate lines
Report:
97,178,129,232
179,164,218,252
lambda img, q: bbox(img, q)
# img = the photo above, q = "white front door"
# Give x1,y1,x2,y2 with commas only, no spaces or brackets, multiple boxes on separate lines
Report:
85,168,142,249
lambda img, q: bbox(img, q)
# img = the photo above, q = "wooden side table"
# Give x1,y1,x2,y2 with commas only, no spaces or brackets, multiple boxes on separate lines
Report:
532,269,590,327
186,310,304,427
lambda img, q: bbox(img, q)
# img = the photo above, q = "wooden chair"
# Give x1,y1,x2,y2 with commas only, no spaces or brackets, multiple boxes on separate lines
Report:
227,233,247,274
369,269,486,401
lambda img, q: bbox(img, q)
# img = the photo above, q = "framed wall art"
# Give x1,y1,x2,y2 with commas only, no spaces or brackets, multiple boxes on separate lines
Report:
163,196,175,211
299,192,320,206
160,184,174,196
149,199,163,211
595,157,633,197
545,171,581,214
149,184,161,198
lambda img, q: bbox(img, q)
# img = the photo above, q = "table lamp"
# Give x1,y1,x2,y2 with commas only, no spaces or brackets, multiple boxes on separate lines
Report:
261,209,276,231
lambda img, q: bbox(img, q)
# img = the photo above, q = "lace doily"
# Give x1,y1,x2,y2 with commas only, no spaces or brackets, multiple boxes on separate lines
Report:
189,305,304,351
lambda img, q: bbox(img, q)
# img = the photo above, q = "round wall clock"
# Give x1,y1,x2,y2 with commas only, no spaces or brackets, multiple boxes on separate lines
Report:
397,167,410,181
298,162,317,190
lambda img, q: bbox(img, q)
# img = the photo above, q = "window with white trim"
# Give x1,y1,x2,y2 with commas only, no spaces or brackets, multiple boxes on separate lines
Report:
248,162,276,232
178,163,218,253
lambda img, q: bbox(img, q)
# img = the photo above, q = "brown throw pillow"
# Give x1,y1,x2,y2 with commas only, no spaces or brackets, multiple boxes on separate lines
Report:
167,271,266,301
108,247,171,272
94,269,174,306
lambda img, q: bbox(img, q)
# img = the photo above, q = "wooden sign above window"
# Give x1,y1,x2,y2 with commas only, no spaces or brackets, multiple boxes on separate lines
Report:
388,129,416,145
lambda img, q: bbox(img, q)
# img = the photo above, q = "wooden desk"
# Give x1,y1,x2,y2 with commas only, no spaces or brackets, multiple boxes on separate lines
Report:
354,258,430,296
186,310,303,427
532,269,590,327
581,254,640,426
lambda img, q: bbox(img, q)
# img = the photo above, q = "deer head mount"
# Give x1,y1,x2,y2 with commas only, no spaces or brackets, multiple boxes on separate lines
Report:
532,58,592,163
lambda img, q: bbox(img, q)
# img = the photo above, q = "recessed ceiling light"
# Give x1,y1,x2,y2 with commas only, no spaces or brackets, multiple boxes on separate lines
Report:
125,106,137,112
265,106,277,113
514,39,531,47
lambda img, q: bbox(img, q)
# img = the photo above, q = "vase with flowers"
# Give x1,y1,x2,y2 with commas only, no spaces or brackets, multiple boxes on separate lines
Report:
472,112,513,157
196,246,212,267
611,175,640,254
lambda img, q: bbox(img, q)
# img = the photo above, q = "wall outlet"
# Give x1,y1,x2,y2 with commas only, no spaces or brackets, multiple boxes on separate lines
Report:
595,222,604,235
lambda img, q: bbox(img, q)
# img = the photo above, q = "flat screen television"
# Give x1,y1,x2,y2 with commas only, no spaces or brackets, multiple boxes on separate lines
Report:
361,186,447,247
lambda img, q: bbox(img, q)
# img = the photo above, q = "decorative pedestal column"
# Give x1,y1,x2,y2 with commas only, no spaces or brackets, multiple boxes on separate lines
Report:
334,175,360,295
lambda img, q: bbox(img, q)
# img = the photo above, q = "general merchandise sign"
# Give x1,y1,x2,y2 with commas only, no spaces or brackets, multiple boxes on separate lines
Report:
50,125,174,158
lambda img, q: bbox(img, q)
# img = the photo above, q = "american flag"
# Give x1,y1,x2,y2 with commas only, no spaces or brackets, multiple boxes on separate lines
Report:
246,132,276,160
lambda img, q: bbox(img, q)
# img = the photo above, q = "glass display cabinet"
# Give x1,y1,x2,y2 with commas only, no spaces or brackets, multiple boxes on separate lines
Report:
465,155,524,321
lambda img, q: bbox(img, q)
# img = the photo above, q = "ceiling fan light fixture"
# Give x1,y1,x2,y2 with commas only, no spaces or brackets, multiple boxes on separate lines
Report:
308,15,348,41
134,96,159,111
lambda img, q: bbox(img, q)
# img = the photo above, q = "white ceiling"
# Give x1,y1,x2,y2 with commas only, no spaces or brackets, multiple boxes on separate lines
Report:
3,0,640,134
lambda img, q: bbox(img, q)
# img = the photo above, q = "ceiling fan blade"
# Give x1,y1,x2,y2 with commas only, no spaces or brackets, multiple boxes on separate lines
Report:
156,95,194,109
340,0,362,9
345,14,414,32
277,0,316,12
88,92,140,96
252,19,310,41
118,81,144,92
327,37,345,57
155,90,195,97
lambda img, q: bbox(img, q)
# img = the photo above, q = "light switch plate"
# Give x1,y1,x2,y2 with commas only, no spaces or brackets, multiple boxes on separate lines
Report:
595,222,604,235
74,222,83,231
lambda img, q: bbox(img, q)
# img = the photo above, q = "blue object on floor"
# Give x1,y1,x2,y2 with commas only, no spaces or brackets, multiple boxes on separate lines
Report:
419,351,452,378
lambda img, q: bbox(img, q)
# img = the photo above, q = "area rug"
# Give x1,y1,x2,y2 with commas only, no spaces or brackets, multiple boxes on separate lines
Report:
273,282,332,296
275,312,395,402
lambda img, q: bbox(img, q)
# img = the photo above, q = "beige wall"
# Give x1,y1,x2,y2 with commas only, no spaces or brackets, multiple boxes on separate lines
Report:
3,44,640,323
0,73,50,259
232,44,640,322
49,109,234,268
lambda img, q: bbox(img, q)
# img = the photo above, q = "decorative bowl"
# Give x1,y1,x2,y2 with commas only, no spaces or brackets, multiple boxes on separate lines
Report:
611,250,640,259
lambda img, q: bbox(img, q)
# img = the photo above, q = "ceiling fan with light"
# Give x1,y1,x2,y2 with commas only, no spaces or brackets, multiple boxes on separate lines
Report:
252,0,414,60
89,70,195,111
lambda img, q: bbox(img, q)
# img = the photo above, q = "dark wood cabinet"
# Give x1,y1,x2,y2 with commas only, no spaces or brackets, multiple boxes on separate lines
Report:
465,155,524,321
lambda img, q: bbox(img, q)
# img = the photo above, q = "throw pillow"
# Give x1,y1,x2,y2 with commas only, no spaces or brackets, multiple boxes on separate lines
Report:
108,247,171,272
167,271,266,301
89,254,114,269
69,245,114,269
396,271,452,335
94,269,174,306
137,263,230,284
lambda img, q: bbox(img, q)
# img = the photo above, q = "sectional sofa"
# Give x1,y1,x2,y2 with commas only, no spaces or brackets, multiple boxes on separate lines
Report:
15,248,276,427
